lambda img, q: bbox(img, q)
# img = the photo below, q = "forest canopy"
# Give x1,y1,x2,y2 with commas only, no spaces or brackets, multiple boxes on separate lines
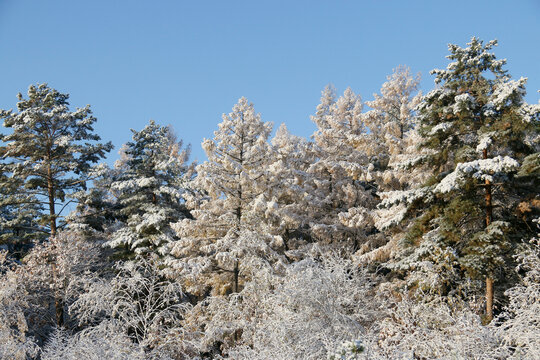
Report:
0,37,539,360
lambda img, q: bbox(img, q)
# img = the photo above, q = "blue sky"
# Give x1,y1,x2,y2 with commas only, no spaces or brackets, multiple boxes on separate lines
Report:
1,0,539,163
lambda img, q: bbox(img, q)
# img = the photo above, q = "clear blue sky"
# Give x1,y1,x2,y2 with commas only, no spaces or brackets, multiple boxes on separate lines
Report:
1,0,539,163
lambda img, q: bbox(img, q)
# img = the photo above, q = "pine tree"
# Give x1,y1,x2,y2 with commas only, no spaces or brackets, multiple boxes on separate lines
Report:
404,38,539,321
0,83,113,326
104,120,193,258
169,97,280,295
0,84,113,237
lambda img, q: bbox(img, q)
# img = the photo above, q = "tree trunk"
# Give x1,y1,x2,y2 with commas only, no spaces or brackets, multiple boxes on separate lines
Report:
48,167,64,327
485,276,494,322
483,149,494,322
233,260,239,294
47,171,57,237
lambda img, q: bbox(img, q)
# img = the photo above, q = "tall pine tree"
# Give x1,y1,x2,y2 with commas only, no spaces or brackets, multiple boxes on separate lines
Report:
0,83,113,326
402,38,539,321
0,84,113,237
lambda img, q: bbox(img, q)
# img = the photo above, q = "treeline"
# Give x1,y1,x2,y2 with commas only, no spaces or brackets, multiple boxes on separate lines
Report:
0,37,539,359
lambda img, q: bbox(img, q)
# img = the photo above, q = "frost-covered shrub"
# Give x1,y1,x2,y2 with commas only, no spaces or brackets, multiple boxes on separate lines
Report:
41,322,145,360
497,236,540,359
0,251,40,360
69,255,197,358
20,231,107,331
327,340,365,360
366,296,505,359
198,251,385,359
0,230,106,355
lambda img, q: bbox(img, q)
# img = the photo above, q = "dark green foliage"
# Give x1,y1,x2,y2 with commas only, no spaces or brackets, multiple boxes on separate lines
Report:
401,38,539,305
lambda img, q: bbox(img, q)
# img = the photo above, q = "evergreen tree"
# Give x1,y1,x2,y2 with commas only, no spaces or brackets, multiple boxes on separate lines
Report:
105,120,193,258
400,38,539,321
0,83,113,326
362,65,423,192
0,84,113,237
66,163,118,235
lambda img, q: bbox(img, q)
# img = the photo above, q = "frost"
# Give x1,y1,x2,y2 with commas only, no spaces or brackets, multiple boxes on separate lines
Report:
374,204,408,231
378,187,433,208
483,102,497,117
327,340,364,359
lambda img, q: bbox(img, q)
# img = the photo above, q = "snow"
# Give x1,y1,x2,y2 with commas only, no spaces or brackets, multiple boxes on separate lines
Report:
429,121,452,135
452,93,476,114
490,77,527,110
476,132,495,152
435,155,519,193
1,37,539,360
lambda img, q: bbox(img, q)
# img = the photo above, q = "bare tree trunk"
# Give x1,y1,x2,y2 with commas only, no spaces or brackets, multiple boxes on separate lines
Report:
48,167,64,327
483,149,494,322
47,171,57,237
233,260,239,294
485,277,494,322
233,205,241,294
232,133,244,294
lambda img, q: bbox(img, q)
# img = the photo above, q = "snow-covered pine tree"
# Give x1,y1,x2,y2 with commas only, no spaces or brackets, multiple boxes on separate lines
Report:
105,120,193,259
401,38,539,321
0,84,113,238
308,86,377,249
169,97,281,295
0,83,113,326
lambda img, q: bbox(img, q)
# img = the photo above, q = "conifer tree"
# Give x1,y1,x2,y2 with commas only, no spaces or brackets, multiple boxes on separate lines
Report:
362,65,423,192
356,67,429,263
170,97,279,295
66,164,118,234
402,38,539,321
308,86,376,249
0,84,113,237
264,124,317,256
105,120,193,258
0,83,113,326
